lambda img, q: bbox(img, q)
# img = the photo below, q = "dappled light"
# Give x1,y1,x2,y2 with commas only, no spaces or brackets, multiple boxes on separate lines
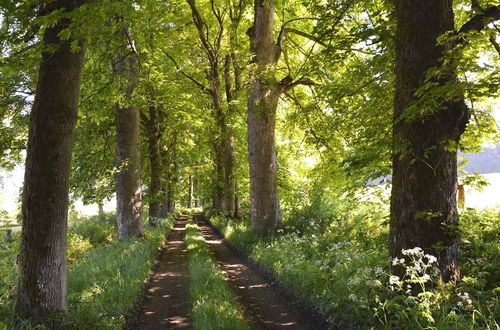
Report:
0,0,498,328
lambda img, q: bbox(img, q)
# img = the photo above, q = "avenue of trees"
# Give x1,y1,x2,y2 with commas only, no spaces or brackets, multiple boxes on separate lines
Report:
0,0,499,323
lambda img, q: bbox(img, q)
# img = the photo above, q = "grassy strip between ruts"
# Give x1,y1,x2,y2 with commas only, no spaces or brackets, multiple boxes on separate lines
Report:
185,219,250,330
0,215,175,329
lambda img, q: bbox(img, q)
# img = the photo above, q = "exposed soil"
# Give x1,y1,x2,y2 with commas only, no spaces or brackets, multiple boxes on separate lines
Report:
128,214,332,329
193,213,331,330
133,216,192,329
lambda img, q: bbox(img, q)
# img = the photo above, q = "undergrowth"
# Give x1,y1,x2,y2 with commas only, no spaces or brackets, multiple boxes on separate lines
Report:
185,219,250,330
0,213,175,329
209,204,499,329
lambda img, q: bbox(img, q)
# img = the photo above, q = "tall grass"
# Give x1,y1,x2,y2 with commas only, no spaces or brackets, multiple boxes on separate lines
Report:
185,220,250,330
0,214,173,329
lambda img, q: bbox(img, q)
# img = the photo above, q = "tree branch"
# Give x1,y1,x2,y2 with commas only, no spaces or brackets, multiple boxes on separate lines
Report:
162,50,213,95
280,76,315,93
186,0,216,63
284,28,327,47
489,36,500,56
458,5,500,36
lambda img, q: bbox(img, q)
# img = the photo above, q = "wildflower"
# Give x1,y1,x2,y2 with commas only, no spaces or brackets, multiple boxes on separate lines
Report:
348,277,361,286
366,279,382,287
402,247,423,256
425,254,437,264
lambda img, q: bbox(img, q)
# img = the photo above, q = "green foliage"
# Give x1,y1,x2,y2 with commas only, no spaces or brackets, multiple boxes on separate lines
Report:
0,231,20,324
69,214,116,246
209,204,500,329
0,215,172,329
186,220,250,330
66,223,169,329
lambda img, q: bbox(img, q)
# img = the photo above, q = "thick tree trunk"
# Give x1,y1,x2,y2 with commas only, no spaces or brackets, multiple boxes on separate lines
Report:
16,0,86,321
247,0,282,235
114,34,143,240
248,88,281,234
147,103,161,225
115,103,143,239
390,0,469,283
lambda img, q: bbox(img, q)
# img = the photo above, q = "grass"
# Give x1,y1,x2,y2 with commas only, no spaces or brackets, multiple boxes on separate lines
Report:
185,219,250,330
208,205,500,329
0,213,174,329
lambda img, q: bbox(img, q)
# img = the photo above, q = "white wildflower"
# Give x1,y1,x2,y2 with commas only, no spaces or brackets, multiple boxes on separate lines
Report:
425,254,437,264
389,275,400,285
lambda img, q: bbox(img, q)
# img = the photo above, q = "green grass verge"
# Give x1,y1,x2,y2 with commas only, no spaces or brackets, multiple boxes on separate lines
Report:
209,207,500,329
0,215,174,329
185,220,250,330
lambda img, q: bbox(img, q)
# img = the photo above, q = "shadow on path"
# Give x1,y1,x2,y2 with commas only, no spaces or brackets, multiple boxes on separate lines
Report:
140,216,191,329
193,213,320,330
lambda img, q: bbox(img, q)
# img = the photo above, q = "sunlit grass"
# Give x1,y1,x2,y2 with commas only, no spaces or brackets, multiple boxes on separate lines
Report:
185,221,250,330
209,205,500,329
0,215,174,329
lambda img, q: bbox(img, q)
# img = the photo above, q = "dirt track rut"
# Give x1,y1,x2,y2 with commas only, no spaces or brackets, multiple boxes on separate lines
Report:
140,216,191,329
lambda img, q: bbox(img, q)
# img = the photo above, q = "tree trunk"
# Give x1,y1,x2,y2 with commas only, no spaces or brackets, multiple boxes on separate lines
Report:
146,103,161,225
247,0,282,235
212,142,225,211
186,0,237,217
159,182,174,217
98,201,105,220
16,0,86,321
114,31,143,240
234,182,240,218
222,137,236,217
187,174,194,208
223,55,237,218
160,133,177,217
390,0,469,283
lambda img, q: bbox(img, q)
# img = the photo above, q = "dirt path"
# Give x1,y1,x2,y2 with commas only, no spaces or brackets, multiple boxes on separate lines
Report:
193,214,324,330
139,216,192,329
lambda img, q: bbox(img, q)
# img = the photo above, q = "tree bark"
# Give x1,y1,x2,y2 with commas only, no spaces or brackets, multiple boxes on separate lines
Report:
212,142,225,211
187,174,194,208
390,0,468,283
16,0,86,321
160,134,177,217
146,102,162,225
247,0,282,235
114,30,143,240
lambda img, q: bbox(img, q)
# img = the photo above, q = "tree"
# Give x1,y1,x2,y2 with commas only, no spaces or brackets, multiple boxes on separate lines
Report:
15,0,87,321
143,90,162,225
114,27,144,240
247,0,314,234
390,0,500,283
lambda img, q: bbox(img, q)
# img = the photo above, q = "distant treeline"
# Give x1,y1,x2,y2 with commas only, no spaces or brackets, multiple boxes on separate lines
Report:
461,145,500,175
